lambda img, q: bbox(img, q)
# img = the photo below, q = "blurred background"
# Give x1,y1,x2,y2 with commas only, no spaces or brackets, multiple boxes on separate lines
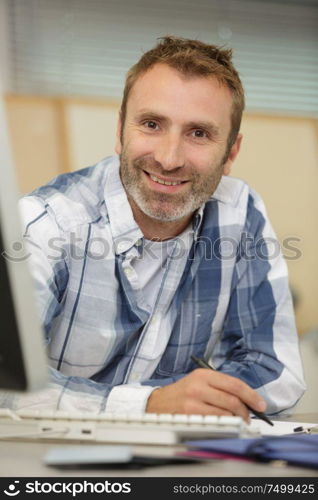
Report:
1,0,317,410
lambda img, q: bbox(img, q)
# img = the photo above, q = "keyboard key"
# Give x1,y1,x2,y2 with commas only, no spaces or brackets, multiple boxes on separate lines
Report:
127,413,145,422
188,415,204,424
142,413,160,422
202,415,218,424
171,414,189,424
217,416,242,425
157,414,174,423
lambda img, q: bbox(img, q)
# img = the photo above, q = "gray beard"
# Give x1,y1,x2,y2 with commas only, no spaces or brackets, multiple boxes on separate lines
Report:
120,152,225,222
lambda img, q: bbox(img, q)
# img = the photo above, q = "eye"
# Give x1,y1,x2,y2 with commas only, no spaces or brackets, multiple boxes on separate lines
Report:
192,129,208,138
144,120,159,130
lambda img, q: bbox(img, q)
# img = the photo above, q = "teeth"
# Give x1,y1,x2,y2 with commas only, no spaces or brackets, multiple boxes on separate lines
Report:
150,174,182,186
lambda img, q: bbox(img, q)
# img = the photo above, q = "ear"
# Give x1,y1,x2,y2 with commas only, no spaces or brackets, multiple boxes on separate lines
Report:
115,112,123,155
223,133,243,176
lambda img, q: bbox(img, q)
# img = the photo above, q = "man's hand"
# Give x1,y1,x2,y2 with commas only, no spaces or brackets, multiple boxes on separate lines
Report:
146,369,266,423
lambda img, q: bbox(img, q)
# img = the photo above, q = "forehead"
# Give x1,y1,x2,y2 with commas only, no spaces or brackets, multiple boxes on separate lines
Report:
126,63,233,131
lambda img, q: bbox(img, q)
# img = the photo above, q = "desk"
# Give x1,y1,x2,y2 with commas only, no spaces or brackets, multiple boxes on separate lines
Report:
1,414,317,478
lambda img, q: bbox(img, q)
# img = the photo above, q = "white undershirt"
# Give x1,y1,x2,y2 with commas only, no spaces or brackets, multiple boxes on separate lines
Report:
132,225,194,311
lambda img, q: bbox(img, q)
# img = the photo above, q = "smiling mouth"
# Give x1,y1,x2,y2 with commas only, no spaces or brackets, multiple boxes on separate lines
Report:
145,171,187,186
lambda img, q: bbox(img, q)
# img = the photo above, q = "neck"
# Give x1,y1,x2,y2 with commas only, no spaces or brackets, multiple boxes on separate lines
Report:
128,196,192,241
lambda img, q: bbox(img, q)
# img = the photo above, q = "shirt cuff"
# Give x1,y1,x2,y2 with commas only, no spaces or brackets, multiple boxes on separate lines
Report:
106,384,158,413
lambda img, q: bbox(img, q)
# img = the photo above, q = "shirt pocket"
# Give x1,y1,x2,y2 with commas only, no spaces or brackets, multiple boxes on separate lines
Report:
154,338,209,377
154,291,221,376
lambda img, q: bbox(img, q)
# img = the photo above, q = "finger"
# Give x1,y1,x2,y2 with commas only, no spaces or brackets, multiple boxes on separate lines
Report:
182,399,234,417
204,370,266,412
184,372,251,422
202,387,251,423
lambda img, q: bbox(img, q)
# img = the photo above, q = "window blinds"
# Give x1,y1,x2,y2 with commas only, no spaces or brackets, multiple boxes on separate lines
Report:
6,0,318,116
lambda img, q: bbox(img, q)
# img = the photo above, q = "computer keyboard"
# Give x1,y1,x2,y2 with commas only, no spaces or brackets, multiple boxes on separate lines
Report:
0,409,260,445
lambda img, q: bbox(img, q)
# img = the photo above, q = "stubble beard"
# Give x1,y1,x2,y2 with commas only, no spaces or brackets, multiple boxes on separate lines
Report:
119,149,225,222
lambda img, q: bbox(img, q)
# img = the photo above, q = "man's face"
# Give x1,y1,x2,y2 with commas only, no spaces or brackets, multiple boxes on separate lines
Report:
116,63,241,223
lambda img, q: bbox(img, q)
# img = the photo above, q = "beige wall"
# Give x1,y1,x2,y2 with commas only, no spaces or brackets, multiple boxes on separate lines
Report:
5,96,66,194
5,95,318,334
235,115,318,335
64,99,119,171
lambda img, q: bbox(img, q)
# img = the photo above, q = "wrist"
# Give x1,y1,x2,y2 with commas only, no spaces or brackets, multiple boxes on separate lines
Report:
146,387,163,413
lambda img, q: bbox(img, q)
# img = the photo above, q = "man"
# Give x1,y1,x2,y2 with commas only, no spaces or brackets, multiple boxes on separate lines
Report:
6,36,305,419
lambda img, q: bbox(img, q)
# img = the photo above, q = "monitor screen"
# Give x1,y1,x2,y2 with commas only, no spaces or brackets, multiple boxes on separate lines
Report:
0,226,27,390
0,94,47,393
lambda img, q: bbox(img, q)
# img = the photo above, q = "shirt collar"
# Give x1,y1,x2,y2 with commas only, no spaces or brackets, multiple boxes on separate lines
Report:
193,175,241,237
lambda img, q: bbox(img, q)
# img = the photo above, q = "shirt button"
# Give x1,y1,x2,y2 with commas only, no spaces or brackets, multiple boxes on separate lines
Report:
151,314,159,326
135,239,142,247
124,268,133,278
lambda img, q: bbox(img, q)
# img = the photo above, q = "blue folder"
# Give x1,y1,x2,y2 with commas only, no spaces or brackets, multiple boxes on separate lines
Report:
186,435,318,469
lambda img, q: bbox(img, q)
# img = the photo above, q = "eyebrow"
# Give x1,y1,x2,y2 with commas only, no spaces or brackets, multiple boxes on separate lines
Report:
135,110,220,136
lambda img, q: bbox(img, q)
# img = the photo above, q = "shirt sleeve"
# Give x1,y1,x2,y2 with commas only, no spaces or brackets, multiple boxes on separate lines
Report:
0,195,157,414
4,368,157,414
215,191,306,415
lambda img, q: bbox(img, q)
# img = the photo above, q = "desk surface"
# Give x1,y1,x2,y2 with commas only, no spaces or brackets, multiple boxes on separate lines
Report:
1,413,318,478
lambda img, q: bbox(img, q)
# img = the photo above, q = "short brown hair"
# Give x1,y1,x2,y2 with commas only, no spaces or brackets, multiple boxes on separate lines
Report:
120,35,245,152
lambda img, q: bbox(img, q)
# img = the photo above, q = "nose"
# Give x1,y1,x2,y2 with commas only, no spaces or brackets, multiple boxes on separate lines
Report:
153,132,185,171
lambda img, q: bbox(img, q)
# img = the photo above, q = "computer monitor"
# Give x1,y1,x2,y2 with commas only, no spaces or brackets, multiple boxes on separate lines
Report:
0,94,48,392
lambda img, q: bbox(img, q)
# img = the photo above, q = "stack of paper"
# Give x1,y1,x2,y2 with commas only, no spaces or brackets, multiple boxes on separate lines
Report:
249,419,317,436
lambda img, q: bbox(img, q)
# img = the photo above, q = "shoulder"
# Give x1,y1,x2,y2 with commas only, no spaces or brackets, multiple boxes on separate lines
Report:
208,176,270,236
213,175,268,217
21,156,117,232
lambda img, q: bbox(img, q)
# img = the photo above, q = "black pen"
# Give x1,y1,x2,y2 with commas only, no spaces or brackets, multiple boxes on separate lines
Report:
191,355,274,426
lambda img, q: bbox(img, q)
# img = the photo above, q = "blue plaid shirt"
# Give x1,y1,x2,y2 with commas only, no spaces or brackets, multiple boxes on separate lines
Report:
8,156,305,414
